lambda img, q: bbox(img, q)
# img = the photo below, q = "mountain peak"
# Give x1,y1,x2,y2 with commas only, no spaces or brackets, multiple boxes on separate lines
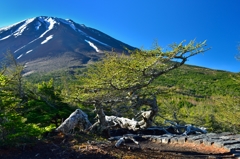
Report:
0,16,136,74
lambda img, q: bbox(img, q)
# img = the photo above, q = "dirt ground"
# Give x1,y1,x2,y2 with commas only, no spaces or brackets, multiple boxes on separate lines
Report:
0,132,235,159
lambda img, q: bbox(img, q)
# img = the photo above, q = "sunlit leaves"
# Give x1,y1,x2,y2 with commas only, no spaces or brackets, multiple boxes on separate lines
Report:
0,74,7,86
75,40,209,106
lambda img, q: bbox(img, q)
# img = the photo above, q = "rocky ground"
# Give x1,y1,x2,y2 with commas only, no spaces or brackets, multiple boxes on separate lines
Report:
0,132,237,159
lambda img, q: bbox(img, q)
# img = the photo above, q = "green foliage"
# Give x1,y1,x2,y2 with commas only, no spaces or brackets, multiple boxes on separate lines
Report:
24,79,76,128
69,40,209,120
0,52,76,147
0,112,43,146
0,68,41,146
154,65,240,132
0,40,239,147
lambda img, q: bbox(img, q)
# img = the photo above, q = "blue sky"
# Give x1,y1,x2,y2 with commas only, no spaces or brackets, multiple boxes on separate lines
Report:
1,0,240,72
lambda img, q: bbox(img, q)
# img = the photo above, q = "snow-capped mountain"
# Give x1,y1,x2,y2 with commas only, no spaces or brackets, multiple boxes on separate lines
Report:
0,16,136,74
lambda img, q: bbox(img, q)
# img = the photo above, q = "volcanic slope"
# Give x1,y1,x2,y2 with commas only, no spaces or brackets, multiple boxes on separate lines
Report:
0,16,136,74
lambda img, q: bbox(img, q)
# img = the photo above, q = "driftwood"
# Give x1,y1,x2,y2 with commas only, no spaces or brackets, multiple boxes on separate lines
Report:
56,108,207,148
109,134,141,147
56,108,156,133
56,109,92,134
86,96,159,132
105,110,153,131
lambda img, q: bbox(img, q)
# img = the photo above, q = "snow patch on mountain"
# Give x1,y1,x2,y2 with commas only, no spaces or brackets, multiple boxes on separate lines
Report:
59,19,76,31
38,17,57,38
58,18,88,35
0,21,22,32
0,18,35,40
26,50,33,54
0,35,11,41
13,18,35,37
13,17,57,53
35,21,42,30
14,45,27,53
89,37,110,47
17,54,23,59
85,40,100,52
41,35,53,44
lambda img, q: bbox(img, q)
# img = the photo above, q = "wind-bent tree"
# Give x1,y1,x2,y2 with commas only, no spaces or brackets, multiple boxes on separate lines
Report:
65,40,209,134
